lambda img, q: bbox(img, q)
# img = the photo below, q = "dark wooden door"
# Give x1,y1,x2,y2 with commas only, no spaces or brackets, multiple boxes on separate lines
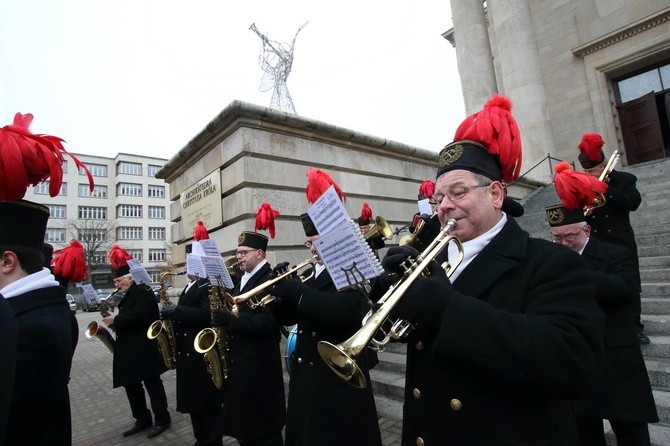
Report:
617,91,666,165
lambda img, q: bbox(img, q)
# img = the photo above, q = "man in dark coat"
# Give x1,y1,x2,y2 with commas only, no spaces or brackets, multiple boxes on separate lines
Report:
103,245,171,439
547,200,657,444
161,274,226,446
379,96,605,445
271,216,383,446
1,201,75,446
578,132,646,343
212,231,286,446
0,293,16,446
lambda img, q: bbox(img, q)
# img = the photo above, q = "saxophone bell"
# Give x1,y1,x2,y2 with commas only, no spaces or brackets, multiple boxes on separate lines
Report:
146,271,179,370
85,320,115,354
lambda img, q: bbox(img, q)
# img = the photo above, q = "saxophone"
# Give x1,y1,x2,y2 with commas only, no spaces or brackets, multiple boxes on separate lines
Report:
193,284,229,390
146,271,181,370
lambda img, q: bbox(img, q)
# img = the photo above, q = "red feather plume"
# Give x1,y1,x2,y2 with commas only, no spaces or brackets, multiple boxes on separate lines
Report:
255,202,280,239
108,244,133,270
418,180,435,199
453,94,522,183
52,239,88,283
578,133,605,162
306,168,346,203
193,220,209,241
0,112,95,200
360,203,372,222
553,161,608,210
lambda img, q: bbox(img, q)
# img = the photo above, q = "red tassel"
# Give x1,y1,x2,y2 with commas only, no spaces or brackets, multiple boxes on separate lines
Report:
453,94,522,183
255,203,280,239
553,161,608,210
578,133,605,162
193,220,209,241
52,240,88,283
108,244,133,270
418,180,435,199
0,112,94,200
306,168,345,203
360,203,372,223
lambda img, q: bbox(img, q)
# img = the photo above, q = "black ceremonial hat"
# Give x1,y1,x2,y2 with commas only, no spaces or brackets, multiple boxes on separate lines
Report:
545,204,585,228
238,231,268,251
0,200,49,251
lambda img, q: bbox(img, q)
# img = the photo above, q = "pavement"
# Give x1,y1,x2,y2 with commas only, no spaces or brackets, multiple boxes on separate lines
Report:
70,310,403,446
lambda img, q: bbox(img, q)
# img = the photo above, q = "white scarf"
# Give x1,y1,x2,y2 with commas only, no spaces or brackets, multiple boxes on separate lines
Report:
1,268,61,299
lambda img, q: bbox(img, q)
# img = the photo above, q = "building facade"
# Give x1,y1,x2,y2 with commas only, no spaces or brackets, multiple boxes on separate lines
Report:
24,153,171,288
444,0,670,183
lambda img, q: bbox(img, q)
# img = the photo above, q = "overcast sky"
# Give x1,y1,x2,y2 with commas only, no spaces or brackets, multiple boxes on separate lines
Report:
0,0,465,161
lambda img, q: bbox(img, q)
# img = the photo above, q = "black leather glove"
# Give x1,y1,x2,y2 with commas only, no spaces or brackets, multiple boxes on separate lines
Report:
382,246,421,276
390,260,454,335
160,304,176,319
270,277,304,308
271,262,291,278
212,308,232,327
369,272,399,304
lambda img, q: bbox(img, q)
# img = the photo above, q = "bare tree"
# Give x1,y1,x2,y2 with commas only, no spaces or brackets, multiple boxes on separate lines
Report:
64,218,118,274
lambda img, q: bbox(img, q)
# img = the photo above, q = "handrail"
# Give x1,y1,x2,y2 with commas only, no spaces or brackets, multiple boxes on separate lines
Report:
516,154,574,183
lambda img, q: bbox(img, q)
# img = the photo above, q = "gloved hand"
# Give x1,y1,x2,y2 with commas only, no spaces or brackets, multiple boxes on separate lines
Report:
368,272,399,304
212,308,232,327
381,246,421,276
390,260,454,335
271,262,291,278
270,277,304,308
160,304,177,319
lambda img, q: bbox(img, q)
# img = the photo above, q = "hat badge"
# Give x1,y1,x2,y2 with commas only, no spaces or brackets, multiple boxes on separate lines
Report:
439,144,464,167
238,232,246,245
547,208,565,226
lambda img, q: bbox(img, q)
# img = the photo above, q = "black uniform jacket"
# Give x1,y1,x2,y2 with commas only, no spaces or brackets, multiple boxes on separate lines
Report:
173,278,225,413
221,262,286,442
586,170,641,257
0,294,17,445
575,238,658,422
112,282,167,387
401,218,605,446
5,285,74,446
272,268,382,446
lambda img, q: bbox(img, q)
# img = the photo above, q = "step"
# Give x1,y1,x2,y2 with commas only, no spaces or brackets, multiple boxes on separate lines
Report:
643,298,670,315
635,223,670,237
646,358,670,389
642,269,670,283
654,389,670,424
370,368,406,401
640,256,670,268
642,315,670,335
637,234,670,249
642,336,670,359
374,394,403,420
639,245,670,258
376,351,407,375
642,284,670,299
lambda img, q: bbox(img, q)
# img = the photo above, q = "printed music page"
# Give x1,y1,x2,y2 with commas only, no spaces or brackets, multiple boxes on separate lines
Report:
200,255,234,289
186,253,207,278
307,185,350,235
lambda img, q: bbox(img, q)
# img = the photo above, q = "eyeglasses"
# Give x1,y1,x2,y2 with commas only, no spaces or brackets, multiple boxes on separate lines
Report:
235,249,256,257
551,227,587,242
430,182,491,206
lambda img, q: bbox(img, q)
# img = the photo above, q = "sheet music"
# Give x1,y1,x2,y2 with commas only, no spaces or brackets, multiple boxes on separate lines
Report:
186,253,207,278
81,284,99,303
307,185,350,235
314,219,384,290
418,198,433,216
198,239,221,257
200,255,234,289
130,266,152,285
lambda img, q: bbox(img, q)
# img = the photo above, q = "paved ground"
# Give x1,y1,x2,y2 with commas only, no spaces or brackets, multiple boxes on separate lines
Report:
70,311,403,446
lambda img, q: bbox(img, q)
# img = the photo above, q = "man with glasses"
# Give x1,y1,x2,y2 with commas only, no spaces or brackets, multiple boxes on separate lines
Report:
378,95,604,445
546,169,657,445
211,231,285,446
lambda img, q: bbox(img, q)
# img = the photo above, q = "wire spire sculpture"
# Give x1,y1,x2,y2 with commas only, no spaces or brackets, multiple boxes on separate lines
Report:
249,21,308,115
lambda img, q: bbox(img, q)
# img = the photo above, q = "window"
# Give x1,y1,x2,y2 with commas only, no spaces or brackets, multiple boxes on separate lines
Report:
47,205,67,219
148,206,165,219
34,181,66,196
81,163,107,177
90,251,106,265
148,249,166,262
126,249,143,262
117,227,142,240
148,185,165,199
117,183,142,197
63,160,68,173
148,227,166,240
44,228,66,243
79,184,108,198
149,271,162,282
616,62,670,103
148,164,162,177
78,206,107,220
117,161,142,176
79,229,107,242
117,204,142,218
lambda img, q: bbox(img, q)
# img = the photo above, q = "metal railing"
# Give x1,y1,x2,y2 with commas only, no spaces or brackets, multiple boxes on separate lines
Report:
516,154,574,184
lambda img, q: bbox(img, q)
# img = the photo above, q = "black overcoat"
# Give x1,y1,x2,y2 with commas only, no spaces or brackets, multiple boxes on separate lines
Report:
5,286,74,446
172,278,225,413
221,262,286,442
400,218,605,446
575,238,658,422
272,268,382,446
112,282,167,387
0,294,16,445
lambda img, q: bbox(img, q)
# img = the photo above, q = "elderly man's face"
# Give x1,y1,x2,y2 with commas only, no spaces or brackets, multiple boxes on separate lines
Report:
434,169,504,242
235,246,263,273
113,274,133,293
551,222,590,252
583,163,605,178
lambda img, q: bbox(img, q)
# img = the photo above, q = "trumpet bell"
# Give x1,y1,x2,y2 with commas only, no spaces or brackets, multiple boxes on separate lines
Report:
364,216,394,242
317,341,367,389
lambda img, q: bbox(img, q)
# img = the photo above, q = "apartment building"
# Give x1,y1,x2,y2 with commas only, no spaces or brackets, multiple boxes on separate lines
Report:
24,153,171,288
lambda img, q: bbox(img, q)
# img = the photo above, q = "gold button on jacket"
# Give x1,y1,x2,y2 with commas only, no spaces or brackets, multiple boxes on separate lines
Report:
412,388,421,399
450,398,462,410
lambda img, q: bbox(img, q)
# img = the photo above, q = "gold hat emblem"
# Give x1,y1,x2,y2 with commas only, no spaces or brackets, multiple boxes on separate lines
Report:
238,232,246,245
546,207,565,226
439,144,464,167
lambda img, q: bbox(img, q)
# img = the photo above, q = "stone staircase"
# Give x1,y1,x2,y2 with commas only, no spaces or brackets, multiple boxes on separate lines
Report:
370,157,670,444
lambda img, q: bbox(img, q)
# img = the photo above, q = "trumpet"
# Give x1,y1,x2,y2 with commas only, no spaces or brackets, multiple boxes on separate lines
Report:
584,150,620,216
363,216,394,243
317,218,464,389
231,256,318,308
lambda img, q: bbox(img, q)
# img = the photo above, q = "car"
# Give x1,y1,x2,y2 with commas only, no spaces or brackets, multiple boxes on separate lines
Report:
66,294,77,314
